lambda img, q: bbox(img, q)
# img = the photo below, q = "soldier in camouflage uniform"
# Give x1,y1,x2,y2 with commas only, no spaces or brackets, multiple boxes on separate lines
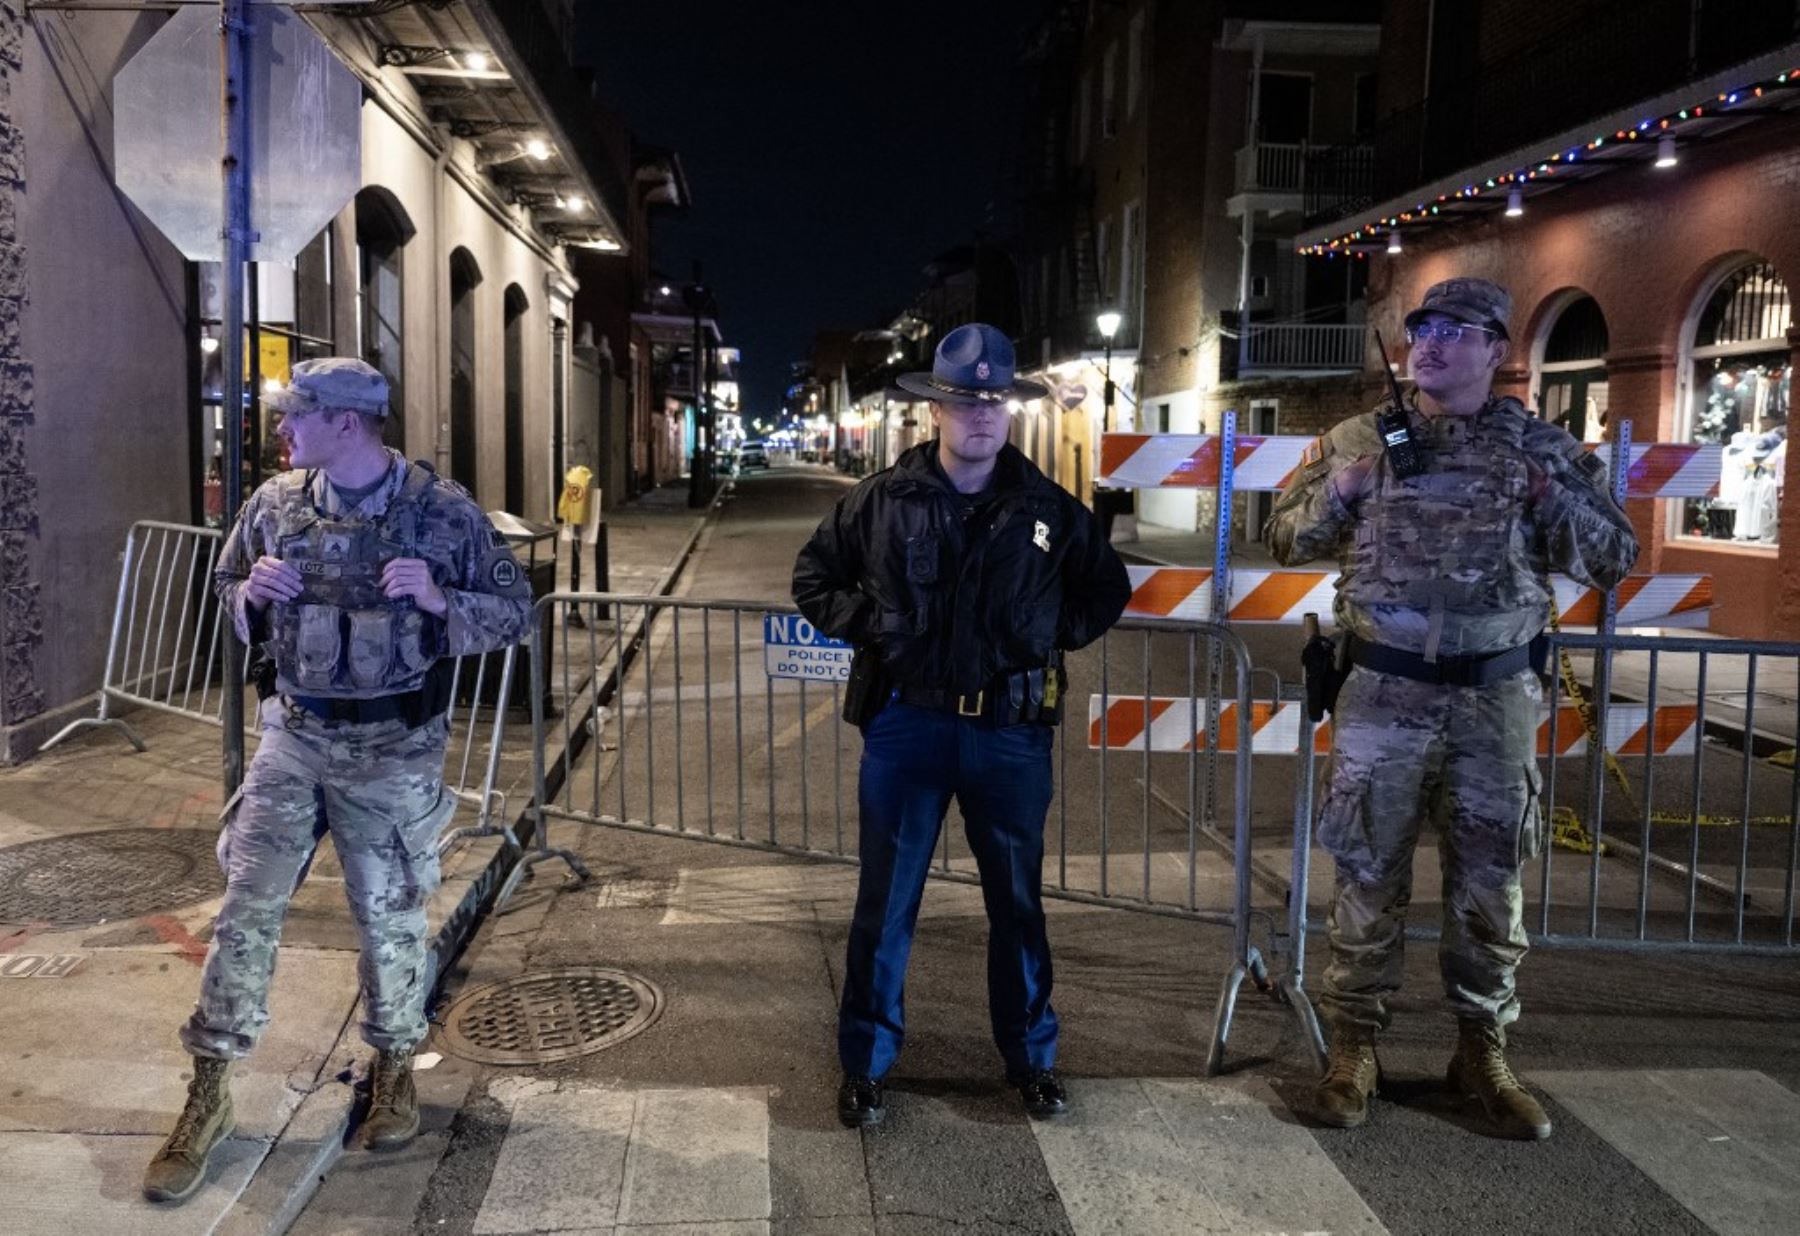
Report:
144,359,533,1203
1266,279,1638,1140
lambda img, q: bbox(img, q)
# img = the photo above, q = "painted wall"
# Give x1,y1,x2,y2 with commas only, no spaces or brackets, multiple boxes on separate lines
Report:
14,11,190,755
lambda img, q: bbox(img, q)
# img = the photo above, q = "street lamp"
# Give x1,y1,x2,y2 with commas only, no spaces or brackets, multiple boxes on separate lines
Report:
1095,308,1121,432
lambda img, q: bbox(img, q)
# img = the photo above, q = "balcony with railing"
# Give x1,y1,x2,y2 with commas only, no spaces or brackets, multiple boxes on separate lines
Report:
1228,141,1312,217
1228,322,1366,377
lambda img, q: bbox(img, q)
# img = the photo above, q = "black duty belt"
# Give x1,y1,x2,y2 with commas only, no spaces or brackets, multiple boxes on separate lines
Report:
1345,632,1546,687
284,690,430,726
895,665,1060,727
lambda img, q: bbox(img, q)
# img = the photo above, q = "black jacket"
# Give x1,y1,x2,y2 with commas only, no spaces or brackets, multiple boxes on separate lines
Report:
792,441,1131,693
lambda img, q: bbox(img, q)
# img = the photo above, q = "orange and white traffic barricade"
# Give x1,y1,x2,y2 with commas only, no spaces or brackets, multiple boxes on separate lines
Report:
1099,432,1723,499
1088,696,1699,759
1123,566,1714,630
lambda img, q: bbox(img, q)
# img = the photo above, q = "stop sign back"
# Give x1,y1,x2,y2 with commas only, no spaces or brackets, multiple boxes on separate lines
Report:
114,6,361,263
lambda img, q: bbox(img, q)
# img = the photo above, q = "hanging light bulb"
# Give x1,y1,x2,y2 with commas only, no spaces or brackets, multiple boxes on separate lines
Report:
1505,188,1523,217
1386,230,1402,254
1655,135,1678,168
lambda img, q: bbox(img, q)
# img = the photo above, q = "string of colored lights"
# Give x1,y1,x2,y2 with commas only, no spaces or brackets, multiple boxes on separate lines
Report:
1298,64,1800,258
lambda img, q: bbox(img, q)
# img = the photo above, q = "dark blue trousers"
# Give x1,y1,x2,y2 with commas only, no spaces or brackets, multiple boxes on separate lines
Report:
838,702,1059,1081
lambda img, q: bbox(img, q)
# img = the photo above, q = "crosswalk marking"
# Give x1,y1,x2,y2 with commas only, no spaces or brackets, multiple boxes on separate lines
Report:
474,1086,771,1235
1534,1069,1800,1236
1030,1077,1388,1236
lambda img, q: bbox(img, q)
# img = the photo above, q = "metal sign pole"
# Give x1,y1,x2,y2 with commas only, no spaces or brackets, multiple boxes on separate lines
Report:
219,0,252,792
1201,408,1237,829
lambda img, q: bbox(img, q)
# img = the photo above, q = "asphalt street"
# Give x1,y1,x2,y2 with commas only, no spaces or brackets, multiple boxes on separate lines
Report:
289,465,1800,1236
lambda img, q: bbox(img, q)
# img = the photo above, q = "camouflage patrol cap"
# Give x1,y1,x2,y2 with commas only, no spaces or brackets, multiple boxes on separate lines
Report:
264,357,390,417
1404,277,1513,339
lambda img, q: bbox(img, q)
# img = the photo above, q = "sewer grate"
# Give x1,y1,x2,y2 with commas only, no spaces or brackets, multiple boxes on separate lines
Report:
0,828,223,926
438,967,664,1065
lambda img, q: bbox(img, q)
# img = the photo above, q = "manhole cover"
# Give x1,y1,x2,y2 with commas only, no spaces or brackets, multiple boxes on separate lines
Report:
439,967,664,1065
0,828,223,926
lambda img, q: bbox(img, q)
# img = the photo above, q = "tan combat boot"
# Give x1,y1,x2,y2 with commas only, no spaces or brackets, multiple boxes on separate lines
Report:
142,1057,235,1203
363,1048,420,1151
1313,1023,1380,1128
1447,1019,1553,1141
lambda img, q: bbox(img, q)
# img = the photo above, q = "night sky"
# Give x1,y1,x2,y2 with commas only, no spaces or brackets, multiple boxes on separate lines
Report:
578,0,1048,416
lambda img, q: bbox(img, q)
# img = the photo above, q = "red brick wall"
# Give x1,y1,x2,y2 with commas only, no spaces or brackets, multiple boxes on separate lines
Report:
1139,1,1216,401
1362,112,1800,639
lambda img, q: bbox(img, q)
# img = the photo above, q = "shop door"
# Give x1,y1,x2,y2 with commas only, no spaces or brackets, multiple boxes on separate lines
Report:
1540,368,1609,441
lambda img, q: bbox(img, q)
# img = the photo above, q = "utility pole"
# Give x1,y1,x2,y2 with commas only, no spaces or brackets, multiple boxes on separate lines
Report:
686,261,711,508
219,0,252,792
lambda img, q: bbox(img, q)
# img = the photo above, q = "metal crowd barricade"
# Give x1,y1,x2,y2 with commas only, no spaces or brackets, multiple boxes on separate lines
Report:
44,520,228,752
1281,632,1800,971
521,592,1306,1072
42,518,521,856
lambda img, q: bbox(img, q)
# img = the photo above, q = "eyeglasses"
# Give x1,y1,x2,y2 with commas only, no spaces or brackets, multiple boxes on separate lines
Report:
1406,321,1501,345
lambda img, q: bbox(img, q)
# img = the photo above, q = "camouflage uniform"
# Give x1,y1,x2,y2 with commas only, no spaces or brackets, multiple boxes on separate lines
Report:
182,450,532,1059
1267,393,1637,1030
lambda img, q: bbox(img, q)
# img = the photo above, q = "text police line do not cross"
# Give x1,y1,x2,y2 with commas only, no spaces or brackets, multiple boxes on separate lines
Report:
764,614,852,682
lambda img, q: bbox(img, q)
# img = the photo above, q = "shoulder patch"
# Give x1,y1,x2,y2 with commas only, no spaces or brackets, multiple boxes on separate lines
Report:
1301,435,1329,467
490,557,520,589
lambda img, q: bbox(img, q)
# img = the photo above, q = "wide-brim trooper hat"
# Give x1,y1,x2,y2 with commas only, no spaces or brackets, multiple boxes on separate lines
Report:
264,356,391,417
892,323,1049,404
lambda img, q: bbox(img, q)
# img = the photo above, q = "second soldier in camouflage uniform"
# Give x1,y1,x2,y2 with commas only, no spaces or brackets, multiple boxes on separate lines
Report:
144,359,533,1203
1266,279,1637,1139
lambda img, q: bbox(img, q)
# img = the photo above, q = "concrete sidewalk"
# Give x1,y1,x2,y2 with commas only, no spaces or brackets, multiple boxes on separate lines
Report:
0,481,719,1236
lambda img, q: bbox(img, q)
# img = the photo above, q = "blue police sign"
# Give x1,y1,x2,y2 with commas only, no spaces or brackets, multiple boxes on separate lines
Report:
764,614,852,682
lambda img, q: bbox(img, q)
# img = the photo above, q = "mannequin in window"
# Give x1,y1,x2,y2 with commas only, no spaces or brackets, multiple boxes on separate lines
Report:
1741,427,1785,543
1714,429,1757,538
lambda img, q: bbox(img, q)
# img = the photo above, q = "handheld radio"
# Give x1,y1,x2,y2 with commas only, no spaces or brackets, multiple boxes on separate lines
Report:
1373,329,1426,480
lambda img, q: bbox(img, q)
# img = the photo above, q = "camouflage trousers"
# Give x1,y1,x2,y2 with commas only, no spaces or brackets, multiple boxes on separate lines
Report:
1315,665,1545,1031
180,697,455,1060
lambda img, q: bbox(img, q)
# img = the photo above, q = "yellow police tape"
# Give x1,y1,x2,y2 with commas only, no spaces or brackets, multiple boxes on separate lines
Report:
1543,606,1793,852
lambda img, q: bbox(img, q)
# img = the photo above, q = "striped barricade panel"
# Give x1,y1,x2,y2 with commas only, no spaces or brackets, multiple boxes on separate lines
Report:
1586,442,1721,499
1097,434,1306,492
1087,697,1700,757
1099,433,1723,498
1123,567,1713,629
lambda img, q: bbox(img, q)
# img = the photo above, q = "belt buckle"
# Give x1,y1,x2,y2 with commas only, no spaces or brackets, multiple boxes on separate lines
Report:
957,689,984,717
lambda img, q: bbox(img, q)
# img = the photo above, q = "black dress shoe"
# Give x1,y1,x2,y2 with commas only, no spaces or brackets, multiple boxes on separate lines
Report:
837,1075,886,1128
1012,1069,1069,1119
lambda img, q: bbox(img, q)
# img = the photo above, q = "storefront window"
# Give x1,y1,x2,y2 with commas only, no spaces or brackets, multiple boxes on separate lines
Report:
196,224,335,523
1683,262,1791,546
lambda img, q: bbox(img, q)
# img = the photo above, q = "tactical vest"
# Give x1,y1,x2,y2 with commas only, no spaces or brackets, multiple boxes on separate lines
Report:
1340,406,1549,651
266,464,440,698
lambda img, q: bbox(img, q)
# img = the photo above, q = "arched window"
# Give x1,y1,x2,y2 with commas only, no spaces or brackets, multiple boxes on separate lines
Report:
356,188,415,454
1684,261,1791,544
1537,295,1609,443
503,284,530,514
449,248,483,493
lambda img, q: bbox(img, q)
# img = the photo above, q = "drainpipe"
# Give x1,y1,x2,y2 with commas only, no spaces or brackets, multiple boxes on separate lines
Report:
433,139,452,476
1236,31,1263,380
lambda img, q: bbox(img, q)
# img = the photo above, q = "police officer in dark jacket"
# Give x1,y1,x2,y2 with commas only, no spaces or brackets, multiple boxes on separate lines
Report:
793,323,1130,1128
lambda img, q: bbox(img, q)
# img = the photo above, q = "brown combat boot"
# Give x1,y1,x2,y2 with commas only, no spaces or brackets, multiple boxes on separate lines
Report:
1313,1023,1380,1128
142,1057,235,1203
1446,1019,1553,1141
362,1048,420,1151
